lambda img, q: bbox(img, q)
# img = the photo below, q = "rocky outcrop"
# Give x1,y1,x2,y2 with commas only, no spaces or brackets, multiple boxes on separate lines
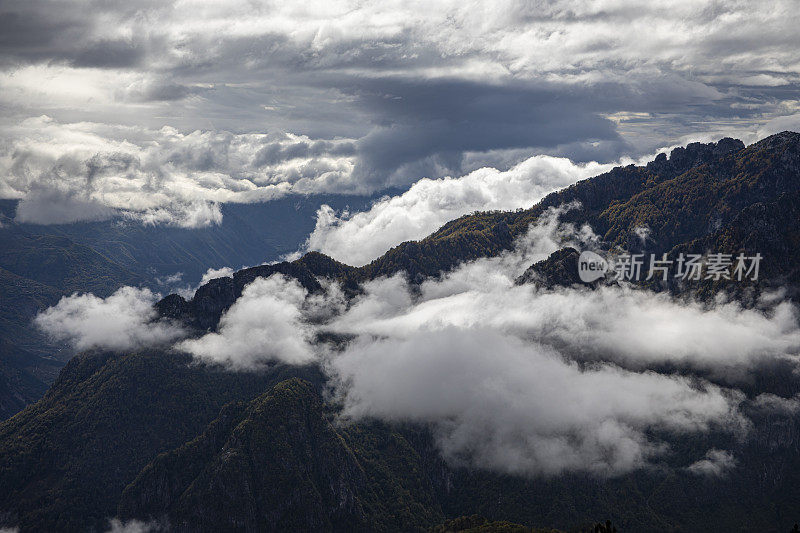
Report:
515,247,590,289
156,260,328,331
645,137,745,177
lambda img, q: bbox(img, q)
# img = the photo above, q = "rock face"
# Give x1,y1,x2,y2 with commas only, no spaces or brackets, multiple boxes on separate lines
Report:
156,260,328,331
645,137,745,177
120,379,370,532
515,247,587,289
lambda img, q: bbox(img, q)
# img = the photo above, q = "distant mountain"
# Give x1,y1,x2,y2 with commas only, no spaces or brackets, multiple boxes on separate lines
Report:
0,194,377,286
0,226,141,417
0,194,377,419
2,133,800,532
0,338,62,420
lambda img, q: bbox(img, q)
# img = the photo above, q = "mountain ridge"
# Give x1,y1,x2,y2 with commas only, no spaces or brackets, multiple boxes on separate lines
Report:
3,132,800,532
159,132,800,333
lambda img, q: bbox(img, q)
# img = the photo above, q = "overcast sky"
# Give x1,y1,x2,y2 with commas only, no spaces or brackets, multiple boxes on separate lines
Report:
2,0,800,226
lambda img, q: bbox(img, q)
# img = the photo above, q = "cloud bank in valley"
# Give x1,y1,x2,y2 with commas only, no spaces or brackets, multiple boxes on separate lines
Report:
330,328,745,475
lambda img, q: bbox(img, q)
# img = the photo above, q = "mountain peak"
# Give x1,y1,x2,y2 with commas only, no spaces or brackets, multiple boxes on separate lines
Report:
748,130,800,151
646,136,745,175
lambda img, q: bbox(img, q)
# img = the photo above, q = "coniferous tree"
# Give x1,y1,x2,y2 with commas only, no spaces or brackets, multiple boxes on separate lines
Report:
594,520,617,533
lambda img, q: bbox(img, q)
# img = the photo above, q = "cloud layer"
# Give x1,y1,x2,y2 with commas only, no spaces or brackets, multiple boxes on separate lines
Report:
32,206,800,477
1,117,357,226
330,328,745,475
2,1,800,225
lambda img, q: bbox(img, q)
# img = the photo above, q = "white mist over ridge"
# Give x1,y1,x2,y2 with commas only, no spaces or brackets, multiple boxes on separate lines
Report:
33,205,800,477
301,156,622,266
176,275,318,368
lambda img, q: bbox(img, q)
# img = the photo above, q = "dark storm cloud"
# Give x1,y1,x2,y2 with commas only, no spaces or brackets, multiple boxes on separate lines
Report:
0,3,86,62
72,39,144,69
344,78,625,184
0,0,155,67
134,82,194,102
253,139,357,167
336,73,732,183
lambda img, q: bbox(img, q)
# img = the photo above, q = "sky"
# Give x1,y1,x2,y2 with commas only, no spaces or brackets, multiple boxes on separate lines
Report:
2,0,800,230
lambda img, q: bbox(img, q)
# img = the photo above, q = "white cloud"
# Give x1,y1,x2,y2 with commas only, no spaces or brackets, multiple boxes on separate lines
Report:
750,393,800,414
315,213,800,475
34,287,184,352
687,449,737,477
199,266,235,286
14,188,118,224
303,156,619,265
176,274,315,368
105,518,163,533
4,1,800,94
156,272,184,286
0,117,356,227
329,328,746,476
757,113,800,139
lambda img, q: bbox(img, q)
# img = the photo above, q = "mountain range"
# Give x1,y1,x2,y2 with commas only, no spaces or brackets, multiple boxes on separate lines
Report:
0,194,375,419
2,133,800,531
